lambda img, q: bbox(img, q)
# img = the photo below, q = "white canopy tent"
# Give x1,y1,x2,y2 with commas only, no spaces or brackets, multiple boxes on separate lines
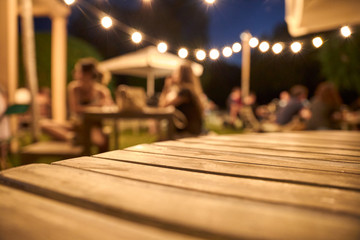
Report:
98,46,204,96
285,0,360,37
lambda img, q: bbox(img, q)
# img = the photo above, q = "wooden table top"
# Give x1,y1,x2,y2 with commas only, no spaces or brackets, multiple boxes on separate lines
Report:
1,130,359,239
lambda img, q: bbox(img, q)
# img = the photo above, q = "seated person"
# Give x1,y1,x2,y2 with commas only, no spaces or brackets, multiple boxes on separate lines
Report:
159,63,204,136
67,58,114,152
276,85,309,126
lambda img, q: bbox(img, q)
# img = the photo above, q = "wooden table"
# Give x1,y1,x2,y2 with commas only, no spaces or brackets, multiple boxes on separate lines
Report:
81,107,175,155
1,131,360,239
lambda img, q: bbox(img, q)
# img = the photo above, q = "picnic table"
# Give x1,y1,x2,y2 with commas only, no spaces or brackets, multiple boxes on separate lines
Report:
1,130,360,239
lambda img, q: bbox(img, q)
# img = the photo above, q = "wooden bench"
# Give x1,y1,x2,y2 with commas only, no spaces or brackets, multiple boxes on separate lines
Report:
1,130,360,239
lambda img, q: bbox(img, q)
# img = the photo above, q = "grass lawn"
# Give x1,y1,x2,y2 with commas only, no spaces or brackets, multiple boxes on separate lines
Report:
3,115,244,169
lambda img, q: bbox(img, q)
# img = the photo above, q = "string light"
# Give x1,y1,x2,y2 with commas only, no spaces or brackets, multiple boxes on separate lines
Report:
312,37,323,48
272,43,283,54
249,37,259,48
222,47,233,57
131,32,142,43
157,42,168,53
70,2,355,61
178,48,188,59
341,26,351,37
290,41,302,53
209,49,220,60
196,50,206,61
232,42,242,53
205,0,216,4
101,16,112,29
259,41,270,52
64,0,75,5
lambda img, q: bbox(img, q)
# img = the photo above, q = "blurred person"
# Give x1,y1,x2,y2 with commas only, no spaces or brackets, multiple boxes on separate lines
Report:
0,86,10,170
67,58,114,152
159,63,204,136
306,82,343,130
226,87,242,127
276,85,309,126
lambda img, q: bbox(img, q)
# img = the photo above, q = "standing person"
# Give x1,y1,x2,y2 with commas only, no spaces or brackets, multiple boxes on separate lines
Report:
68,58,114,152
226,87,242,127
0,86,10,170
276,85,309,126
306,82,343,130
159,63,204,136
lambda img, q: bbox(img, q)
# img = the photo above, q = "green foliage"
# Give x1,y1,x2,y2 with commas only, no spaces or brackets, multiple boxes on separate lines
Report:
318,28,360,95
18,33,103,88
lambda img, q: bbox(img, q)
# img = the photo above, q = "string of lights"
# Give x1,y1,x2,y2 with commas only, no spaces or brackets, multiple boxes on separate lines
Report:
63,0,355,62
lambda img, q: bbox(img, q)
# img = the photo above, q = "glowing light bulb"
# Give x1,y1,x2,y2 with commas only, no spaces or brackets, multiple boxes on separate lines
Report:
249,37,259,48
64,0,75,5
209,49,220,60
101,16,112,29
291,41,302,53
259,41,270,52
222,47,232,57
131,32,142,43
341,26,351,37
196,50,206,61
157,42,168,53
272,43,283,54
205,0,216,4
178,48,188,59
232,42,242,53
312,37,323,48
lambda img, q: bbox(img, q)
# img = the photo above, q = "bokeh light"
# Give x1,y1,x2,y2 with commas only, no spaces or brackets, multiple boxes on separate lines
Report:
222,46,233,57
101,16,112,29
290,42,302,53
272,43,283,54
64,0,75,5
209,49,220,60
312,37,323,48
131,32,142,43
232,42,242,53
259,41,270,52
249,37,259,48
205,0,216,4
157,42,168,53
341,26,351,37
196,50,206,61
178,48,188,59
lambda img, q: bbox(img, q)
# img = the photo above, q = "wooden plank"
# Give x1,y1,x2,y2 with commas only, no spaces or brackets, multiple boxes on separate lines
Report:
179,137,360,158
202,134,360,151
262,131,360,143
55,156,360,216
0,184,195,240
1,164,359,240
122,145,360,190
155,141,360,163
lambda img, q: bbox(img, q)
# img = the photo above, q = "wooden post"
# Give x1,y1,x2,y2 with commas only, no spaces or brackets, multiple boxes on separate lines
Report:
51,15,68,123
20,0,40,141
241,31,251,99
147,72,155,97
0,0,19,152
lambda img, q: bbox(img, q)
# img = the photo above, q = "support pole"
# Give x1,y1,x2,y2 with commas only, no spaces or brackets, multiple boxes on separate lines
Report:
20,0,40,141
0,0,18,152
147,72,155,97
241,31,251,99
51,15,68,123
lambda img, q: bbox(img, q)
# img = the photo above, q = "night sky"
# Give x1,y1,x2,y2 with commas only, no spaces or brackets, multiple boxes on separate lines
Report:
35,0,286,65
207,0,285,65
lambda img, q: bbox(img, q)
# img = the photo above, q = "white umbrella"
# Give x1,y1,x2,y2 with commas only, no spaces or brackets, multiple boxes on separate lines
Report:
98,46,204,96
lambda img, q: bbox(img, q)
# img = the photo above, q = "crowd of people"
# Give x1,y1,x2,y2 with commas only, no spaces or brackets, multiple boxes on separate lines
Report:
225,82,360,132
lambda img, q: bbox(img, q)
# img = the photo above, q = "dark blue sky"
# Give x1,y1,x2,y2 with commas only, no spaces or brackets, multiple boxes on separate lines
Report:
207,0,285,64
35,0,285,65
